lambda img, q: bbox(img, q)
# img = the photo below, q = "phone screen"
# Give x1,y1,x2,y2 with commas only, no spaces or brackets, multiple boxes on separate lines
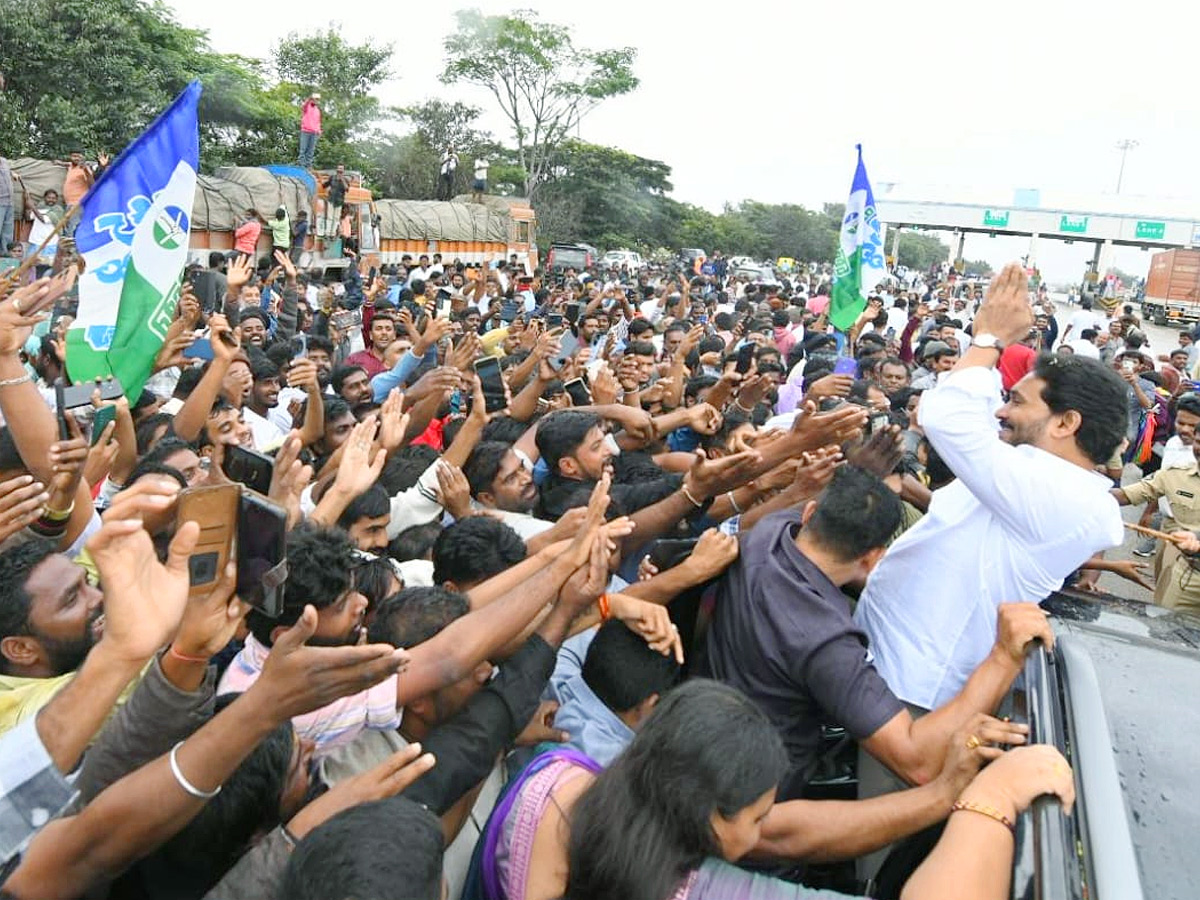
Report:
474,357,507,413
564,378,591,406
547,313,564,329
833,357,858,376
735,343,754,375
237,492,288,618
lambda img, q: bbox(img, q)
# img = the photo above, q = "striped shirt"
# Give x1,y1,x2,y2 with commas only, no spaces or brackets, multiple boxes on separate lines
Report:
218,635,399,753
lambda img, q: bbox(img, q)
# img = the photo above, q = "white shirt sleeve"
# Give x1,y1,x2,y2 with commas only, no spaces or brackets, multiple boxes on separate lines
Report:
918,366,1069,540
386,461,446,539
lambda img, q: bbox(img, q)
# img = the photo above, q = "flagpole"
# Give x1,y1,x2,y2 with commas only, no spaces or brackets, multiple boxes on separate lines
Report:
0,202,81,287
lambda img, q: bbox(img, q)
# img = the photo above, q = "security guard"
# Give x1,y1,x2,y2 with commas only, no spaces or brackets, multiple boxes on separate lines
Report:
1114,439,1200,612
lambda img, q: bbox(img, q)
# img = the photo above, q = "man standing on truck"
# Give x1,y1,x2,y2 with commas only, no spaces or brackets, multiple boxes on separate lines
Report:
299,93,322,169
438,147,458,201
323,165,349,239
472,157,488,203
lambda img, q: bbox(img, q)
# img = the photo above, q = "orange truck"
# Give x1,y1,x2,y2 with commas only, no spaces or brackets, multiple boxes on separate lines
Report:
1143,248,1200,327
9,159,537,276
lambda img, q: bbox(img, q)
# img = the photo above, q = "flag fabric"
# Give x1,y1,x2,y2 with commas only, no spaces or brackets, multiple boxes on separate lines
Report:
66,81,201,398
829,144,887,332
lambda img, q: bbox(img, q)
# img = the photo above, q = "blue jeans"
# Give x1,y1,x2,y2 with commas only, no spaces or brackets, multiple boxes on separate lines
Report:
298,131,319,168
0,205,12,252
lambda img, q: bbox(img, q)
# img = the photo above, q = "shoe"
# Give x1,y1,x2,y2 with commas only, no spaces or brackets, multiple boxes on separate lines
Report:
1132,547,1155,558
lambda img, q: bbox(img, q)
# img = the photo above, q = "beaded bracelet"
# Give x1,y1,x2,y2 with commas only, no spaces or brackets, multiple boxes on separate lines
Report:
950,799,1015,832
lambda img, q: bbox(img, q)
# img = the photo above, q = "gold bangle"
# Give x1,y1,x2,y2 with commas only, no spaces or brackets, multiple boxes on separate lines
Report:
42,503,74,523
950,800,1015,832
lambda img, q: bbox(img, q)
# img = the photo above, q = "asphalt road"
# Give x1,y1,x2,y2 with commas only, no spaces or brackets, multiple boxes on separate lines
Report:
1046,295,1176,604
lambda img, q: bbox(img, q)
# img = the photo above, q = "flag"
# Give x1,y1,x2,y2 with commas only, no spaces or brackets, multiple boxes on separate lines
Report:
829,144,887,332
66,81,201,398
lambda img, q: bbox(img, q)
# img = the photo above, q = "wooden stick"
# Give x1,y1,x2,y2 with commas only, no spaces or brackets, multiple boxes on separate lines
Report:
1,202,80,286
1124,521,1183,543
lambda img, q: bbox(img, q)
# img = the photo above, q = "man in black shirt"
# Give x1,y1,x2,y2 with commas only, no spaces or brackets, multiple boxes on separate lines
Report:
705,465,1046,801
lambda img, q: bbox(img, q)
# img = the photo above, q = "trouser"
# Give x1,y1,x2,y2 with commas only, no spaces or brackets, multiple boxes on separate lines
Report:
0,204,12,251
857,701,929,884
438,172,454,200
298,130,319,168
323,203,342,238
1157,554,1200,614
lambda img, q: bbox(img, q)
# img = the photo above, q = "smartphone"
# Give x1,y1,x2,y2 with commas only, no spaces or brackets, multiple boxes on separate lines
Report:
869,412,890,435
177,483,240,599
735,343,755,375
330,310,357,332
237,490,288,618
565,302,581,324
547,312,564,329
833,357,858,376
291,333,308,362
182,338,214,361
222,445,274,495
1121,359,1135,374
57,376,123,411
473,356,508,413
564,377,591,406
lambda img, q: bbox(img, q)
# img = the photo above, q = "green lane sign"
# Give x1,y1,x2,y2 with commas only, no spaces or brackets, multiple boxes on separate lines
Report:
983,210,1010,228
1059,215,1088,234
1135,220,1166,240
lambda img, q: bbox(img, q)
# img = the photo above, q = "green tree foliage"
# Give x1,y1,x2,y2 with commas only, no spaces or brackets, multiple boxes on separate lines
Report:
441,9,638,197
0,0,224,157
962,258,994,277
896,231,950,271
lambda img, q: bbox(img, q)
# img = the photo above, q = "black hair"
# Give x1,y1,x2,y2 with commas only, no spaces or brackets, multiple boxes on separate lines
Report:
336,484,391,531
565,680,788,900
583,620,682,714
699,411,750,453
1177,393,1200,418
481,416,527,445
281,796,444,900
431,517,526,587
1032,354,1128,465
149,696,293,891
208,251,225,268
0,540,57,670
379,445,440,495
388,521,443,562
684,374,718,403
330,364,368,395
251,357,280,383
173,366,204,399
264,342,293,372
248,525,357,646
126,460,189,489
368,586,469,648
805,465,903,562
306,335,335,356
136,436,196,468
353,555,400,608
920,437,955,490
889,386,923,414
626,340,656,358
463,441,510,498
535,410,601,475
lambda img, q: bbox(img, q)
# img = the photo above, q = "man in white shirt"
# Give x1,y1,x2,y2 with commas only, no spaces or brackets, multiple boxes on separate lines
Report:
1057,298,1105,346
856,263,1128,712
472,158,488,203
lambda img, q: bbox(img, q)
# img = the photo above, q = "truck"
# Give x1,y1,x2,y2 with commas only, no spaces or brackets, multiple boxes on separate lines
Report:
1142,248,1200,326
8,159,538,278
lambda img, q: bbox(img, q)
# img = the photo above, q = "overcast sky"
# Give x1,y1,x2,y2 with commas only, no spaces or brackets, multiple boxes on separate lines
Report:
166,0,1200,284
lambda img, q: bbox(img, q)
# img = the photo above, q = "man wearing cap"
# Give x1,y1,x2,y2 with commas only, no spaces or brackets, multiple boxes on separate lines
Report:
299,93,322,168
910,341,958,390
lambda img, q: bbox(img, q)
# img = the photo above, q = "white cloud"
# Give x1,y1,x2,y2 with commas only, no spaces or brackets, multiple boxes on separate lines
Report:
165,0,1200,282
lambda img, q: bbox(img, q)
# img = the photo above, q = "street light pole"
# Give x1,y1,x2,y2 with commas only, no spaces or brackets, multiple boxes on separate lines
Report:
1115,139,1139,193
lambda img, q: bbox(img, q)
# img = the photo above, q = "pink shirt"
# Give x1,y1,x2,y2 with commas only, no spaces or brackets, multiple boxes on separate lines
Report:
806,295,830,316
218,634,399,753
234,220,261,254
301,99,322,135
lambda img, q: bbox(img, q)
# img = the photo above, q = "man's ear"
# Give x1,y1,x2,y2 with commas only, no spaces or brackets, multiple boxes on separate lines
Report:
477,490,497,509
799,499,818,526
0,635,41,670
1053,408,1083,441
559,456,580,479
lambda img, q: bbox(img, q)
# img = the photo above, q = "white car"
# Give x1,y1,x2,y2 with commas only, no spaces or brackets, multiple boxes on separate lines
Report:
728,255,757,270
601,249,644,271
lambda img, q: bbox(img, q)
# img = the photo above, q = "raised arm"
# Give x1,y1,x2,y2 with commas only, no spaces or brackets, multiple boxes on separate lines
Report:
171,315,238,443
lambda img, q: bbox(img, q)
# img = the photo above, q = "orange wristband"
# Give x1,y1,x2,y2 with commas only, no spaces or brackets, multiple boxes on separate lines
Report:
950,800,1015,832
598,594,612,621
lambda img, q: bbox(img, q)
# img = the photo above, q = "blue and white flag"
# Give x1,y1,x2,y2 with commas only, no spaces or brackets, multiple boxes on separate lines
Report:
67,81,201,397
829,144,887,331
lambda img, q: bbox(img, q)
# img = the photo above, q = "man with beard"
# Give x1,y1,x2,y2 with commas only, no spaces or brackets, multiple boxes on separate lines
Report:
855,263,1127,717
0,541,105,731
463,441,583,544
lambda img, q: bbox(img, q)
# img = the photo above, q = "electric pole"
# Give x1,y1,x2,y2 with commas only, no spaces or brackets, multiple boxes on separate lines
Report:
1115,139,1139,193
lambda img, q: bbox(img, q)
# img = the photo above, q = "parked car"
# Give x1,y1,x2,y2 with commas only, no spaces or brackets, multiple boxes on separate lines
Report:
864,587,1198,900
731,263,781,287
600,249,644,271
728,255,757,270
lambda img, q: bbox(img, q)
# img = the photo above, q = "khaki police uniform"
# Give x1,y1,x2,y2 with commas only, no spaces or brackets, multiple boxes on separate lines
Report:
1121,465,1200,613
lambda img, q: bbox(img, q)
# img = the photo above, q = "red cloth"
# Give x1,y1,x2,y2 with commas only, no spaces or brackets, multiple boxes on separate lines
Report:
411,417,445,452
998,344,1036,391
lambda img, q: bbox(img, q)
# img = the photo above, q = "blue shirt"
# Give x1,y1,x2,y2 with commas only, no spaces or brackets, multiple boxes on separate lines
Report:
370,344,438,402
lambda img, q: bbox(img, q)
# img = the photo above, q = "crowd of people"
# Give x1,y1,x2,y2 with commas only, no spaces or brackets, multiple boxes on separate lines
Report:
8,224,1185,900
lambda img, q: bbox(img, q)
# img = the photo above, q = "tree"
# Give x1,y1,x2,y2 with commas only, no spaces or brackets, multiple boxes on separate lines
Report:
0,0,230,157
896,231,950,271
440,9,638,198
271,27,394,170
962,258,994,278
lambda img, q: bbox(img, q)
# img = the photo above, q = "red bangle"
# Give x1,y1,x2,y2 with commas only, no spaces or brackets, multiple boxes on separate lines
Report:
167,644,209,665
598,594,612,621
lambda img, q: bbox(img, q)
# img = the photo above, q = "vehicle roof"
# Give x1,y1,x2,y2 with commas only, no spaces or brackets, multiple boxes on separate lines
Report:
1044,590,1200,900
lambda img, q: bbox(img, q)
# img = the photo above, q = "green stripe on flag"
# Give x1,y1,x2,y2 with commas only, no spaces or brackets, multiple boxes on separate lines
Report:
829,247,866,331
108,260,179,399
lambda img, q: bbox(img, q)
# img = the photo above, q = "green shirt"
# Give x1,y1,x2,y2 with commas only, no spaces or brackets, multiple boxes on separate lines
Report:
269,213,291,247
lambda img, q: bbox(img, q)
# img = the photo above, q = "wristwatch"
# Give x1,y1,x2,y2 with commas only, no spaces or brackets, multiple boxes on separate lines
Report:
972,333,1004,352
